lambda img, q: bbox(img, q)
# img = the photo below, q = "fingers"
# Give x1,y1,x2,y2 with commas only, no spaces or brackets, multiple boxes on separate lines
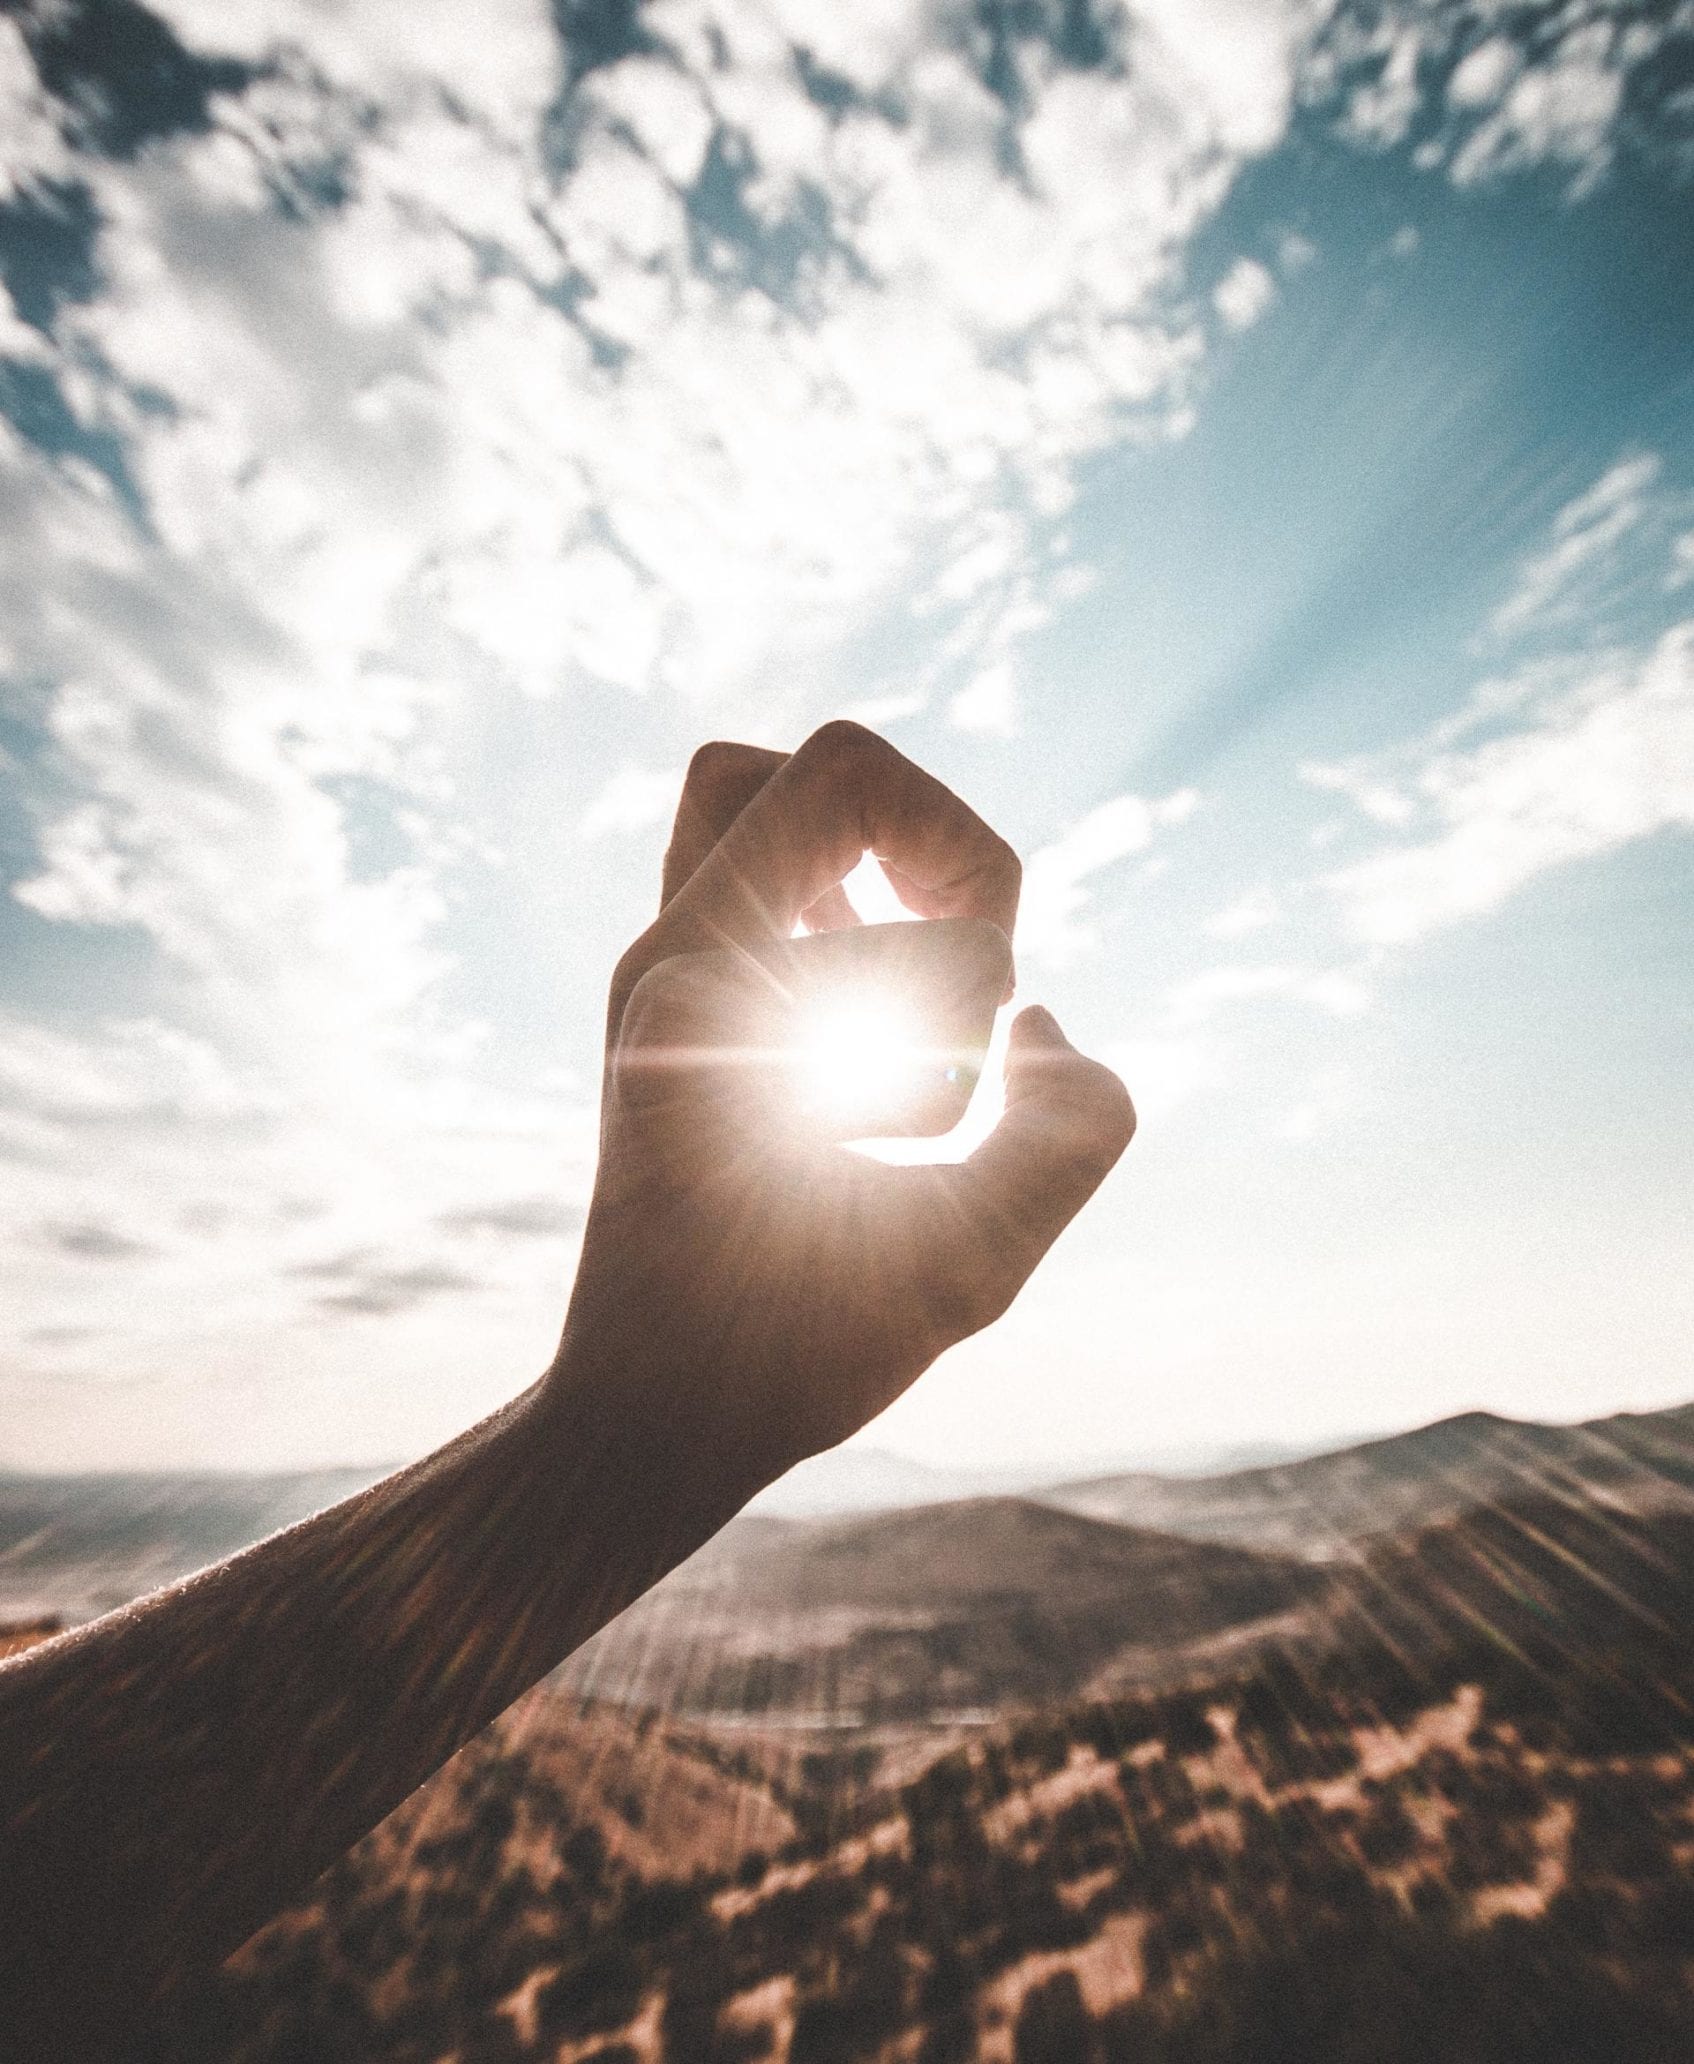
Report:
799,882,862,934
668,721,1021,967
661,742,787,910
929,1007,1134,1332
611,948,804,1167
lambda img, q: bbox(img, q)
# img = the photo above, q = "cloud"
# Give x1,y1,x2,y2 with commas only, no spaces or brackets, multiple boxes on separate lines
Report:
948,662,1017,737
1491,455,1663,637
1213,255,1277,332
1019,788,1200,965
1205,888,1283,939
0,0,1310,1149
289,1248,481,1318
433,1196,584,1239
1304,2,1694,195
1,0,1680,1460
579,766,684,840
1164,963,1370,1028
34,1219,159,1261
1446,25,1624,195
1327,622,1694,945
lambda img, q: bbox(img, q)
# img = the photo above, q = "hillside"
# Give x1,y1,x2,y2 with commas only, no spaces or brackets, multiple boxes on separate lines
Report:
558,1498,1323,1720
194,1615,1694,2063
1042,1402,1694,1556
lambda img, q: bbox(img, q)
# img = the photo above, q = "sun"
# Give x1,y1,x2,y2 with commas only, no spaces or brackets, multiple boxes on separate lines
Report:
790,991,927,1132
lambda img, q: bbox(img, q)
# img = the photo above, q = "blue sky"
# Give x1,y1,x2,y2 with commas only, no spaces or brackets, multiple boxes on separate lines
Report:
1,0,1691,1472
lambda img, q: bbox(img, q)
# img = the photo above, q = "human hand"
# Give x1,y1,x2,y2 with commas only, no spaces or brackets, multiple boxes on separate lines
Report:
549,723,1135,1515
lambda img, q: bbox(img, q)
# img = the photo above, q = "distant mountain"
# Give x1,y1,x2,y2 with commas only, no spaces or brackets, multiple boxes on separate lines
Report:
1040,1401,1694,1557
747,1444,1046,1516
748,1434,1329,1517
0,1467,387,1620
560,1497,1322,1720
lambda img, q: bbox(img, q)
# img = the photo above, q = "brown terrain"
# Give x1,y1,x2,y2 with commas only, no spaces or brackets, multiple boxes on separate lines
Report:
7,1402,1694,2060
1043,1404,1694,1554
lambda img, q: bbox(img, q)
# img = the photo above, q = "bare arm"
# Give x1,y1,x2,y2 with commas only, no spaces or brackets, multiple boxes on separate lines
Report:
0,723,1134,2054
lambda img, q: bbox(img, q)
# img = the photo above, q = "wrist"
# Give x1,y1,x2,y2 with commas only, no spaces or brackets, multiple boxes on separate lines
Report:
532,1325,776,1583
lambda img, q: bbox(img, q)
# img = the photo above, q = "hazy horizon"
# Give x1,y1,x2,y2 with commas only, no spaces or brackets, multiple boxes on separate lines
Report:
3,0,1691,1473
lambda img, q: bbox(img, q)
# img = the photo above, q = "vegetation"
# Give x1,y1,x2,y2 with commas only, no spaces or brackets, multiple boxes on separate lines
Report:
174,1629,1694,2061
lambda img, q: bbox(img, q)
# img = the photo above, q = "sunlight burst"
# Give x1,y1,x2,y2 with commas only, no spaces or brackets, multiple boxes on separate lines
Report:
791,992,928,1130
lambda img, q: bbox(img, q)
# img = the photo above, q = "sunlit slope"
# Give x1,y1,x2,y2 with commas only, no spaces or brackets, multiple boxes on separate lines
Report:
205,1595,1694,2064
1043,1403,1694,1556
560,1498,1324,1719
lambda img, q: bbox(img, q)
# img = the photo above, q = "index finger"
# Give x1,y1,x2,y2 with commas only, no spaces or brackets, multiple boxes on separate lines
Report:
668,721,1021,969
660,741,786,910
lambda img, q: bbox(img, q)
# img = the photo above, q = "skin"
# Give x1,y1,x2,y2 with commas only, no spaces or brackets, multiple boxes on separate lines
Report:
0,722,1134,2056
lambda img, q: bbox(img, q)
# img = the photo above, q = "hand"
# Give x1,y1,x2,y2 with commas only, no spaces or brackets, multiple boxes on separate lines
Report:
548,723,1136,1512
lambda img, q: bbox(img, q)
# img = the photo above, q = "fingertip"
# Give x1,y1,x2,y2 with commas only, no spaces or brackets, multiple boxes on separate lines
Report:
1007,1004,1069,1051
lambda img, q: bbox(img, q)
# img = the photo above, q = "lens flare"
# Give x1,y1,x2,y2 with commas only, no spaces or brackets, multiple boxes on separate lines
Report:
791,991,926,1129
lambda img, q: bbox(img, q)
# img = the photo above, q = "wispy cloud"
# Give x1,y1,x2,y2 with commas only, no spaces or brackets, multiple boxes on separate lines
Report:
1327,622,1694,945
34,1220,159,1262
1164,963,1370,1028
1019,789,1200,966
289,1249,481,1319
1491,455,1662,637
579,767,684,841
433,1197,584,1240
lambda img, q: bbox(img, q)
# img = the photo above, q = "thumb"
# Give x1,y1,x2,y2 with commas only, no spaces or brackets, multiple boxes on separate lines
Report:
933,1006,1135,1326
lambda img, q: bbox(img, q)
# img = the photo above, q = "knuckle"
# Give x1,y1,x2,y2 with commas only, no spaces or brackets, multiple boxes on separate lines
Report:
802,718,884,775
684,739,750,795
608,936,656,1016
622,950,691,1024
1084,1060,1137,1155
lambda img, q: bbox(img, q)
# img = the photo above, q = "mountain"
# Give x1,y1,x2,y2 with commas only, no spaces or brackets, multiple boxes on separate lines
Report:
0,1467,387,1621
558,1497,1323,1720
1040,1401,1694,1557
747,1444,1050,1516
747,1434,1329,1518
200,1593,1694,2064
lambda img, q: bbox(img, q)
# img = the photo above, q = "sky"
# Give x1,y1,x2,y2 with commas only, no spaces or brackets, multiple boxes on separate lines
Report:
1,0,1691,1476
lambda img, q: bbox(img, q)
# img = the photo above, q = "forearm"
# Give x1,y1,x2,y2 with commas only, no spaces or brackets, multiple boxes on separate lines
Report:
0,1349,760,2052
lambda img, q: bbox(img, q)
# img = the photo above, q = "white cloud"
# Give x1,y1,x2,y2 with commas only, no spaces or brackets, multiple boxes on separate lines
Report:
0,16,70,200
1447,37,1521,111
1164,962,1370,1028
834,690,927,729
6,0,1338,1455
1019,788,1200,965
1131,0,1318,155
1669,532,1694,591
1306,2,1691,197
1205,887,1283,939
579,766,684,841
948,662,1017,737
2,0,1675,1461
1213,255,1277,331
1491,454,1662,636
1301,760,1415,825
1448,24,1623,194
1329,623,1694,945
